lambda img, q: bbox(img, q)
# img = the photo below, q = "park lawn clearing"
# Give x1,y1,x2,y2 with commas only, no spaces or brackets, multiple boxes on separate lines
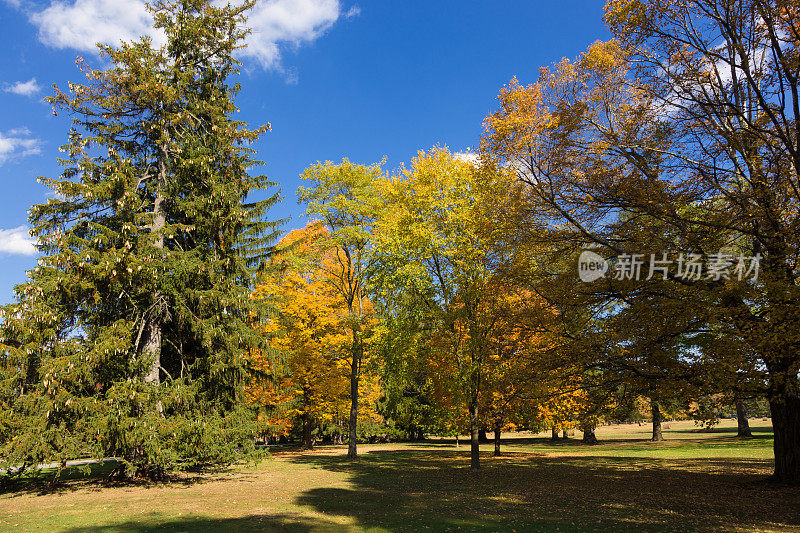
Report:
1,420,798,532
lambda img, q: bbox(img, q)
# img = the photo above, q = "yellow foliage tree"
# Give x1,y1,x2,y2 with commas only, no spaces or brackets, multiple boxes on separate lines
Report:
249,223,379,448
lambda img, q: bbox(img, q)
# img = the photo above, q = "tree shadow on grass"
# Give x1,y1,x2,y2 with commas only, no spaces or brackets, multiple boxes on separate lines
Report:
403,433,774,451
669,426,774,436
402,436,655,449
288,448,800,532
59,513,343,533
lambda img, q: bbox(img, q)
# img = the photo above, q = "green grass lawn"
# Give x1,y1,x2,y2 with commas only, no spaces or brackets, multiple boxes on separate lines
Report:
1,419,798,532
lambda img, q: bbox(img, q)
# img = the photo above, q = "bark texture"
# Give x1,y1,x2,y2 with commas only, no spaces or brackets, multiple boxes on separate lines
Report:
651,400,664,442
736,400,752,438
770,393,800,483
582,422,598,445
142,149,167,386
347,331,361,459
470,403,480,469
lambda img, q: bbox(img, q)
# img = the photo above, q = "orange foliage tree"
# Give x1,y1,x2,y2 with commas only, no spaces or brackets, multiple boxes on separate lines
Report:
249,223,379,448
483,0,800,482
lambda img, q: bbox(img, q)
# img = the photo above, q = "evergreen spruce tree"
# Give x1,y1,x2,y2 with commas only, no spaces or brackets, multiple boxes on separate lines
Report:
0,0,281,478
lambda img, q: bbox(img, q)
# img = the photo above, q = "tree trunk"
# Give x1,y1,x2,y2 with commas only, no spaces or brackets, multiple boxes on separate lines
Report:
478,428,489,443
651,400,664,441
301,412,314,450
493,420,501,456
347,330,361,459
142,148,167,386
769,391,800,483
736,400,752,438
551,426,559,440
562,429,568,440
141,316,162,385
470,403,480,469
582,422,598,444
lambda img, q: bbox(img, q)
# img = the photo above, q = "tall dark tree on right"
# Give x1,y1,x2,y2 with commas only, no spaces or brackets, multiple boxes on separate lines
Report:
485,0,800,483
604,0,800,484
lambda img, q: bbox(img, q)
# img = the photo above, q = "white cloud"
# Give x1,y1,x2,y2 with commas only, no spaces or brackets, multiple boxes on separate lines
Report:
240,0,340,69
454,151,480,166
4,78,40,96
7,127,32,136
0,226,37,256
345,4,360,19
28,0,342,70
0,128,41,164
2,0,22,8
32,0,163,52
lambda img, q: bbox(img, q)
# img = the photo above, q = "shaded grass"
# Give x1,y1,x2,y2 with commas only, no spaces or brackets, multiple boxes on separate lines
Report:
1,420,797,532
289,450,792,532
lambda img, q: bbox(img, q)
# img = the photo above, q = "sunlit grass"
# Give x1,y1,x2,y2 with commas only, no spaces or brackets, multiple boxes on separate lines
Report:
1,419,796,533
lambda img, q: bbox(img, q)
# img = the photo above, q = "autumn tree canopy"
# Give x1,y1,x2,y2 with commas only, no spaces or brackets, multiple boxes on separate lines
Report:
482,0,800,482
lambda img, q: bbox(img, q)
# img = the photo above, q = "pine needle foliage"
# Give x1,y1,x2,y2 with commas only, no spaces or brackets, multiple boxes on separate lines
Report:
0,0,281,478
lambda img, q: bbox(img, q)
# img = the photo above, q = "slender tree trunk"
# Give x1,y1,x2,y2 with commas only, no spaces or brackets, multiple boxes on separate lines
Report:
562,429,568,440
551,426,559,440
470,402,480,470
142,148,167,386
651,400,664,441
493,419,502,456
347,329,361,459
736,399,752,438
769,390,800,483
582,422,598,444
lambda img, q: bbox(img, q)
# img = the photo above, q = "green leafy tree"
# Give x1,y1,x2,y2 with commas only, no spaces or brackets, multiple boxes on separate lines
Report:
0,0,280,478
298,158,385,459
372,147,562,469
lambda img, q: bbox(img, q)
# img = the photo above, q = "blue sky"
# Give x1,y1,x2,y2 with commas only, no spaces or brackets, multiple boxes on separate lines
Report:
0,0,609,304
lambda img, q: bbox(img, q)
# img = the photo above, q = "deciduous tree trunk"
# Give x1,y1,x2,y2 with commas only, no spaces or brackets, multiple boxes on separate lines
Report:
651,400,664,442
493,421,501,456
347,330,361,459
736,400,752,438
582,422,598,444
770,391,800,483
301,412,314,450
561,429,568,440
551,427,559,440
470,403,480,470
